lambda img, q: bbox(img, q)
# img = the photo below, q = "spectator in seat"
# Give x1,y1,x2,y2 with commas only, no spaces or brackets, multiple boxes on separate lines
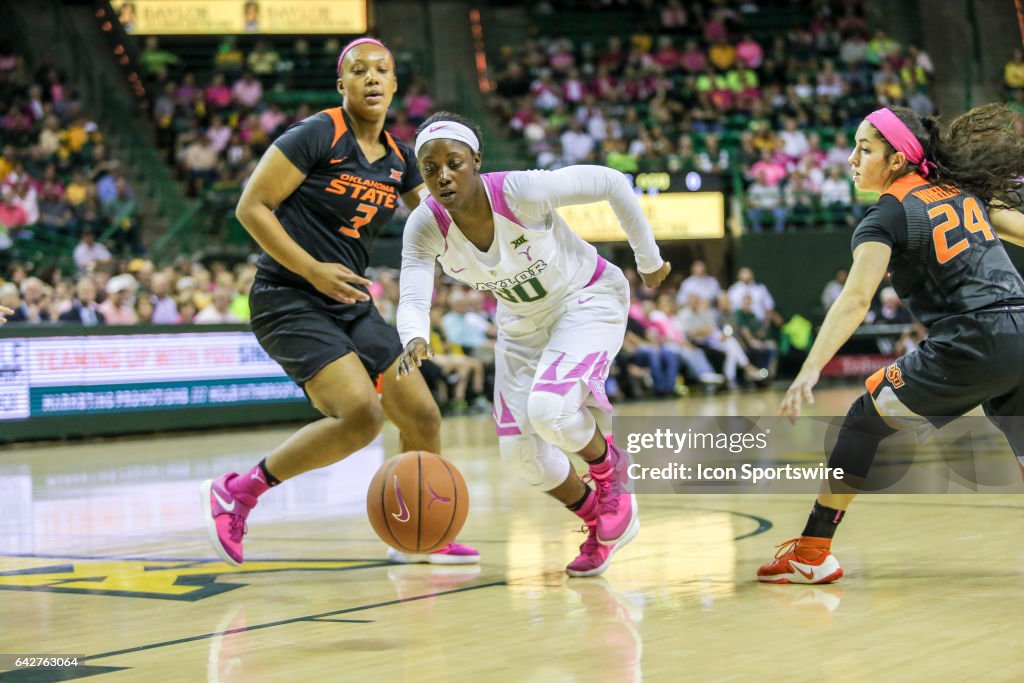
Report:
99,274,138,325
194,286,241,324
73,229,112,272
59,277,104,326
727,267,777,324
745,170,787,233
675,259,721,307
821,268,848,313
231,72,263,109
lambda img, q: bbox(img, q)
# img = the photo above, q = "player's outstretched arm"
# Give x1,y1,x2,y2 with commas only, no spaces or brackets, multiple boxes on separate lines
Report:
513,166,666,278
990,205,1024,248
780,241,890,418
396,207,444,374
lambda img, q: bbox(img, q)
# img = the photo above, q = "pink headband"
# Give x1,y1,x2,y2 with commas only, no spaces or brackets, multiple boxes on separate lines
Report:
337,38,393,76
865,107,934,177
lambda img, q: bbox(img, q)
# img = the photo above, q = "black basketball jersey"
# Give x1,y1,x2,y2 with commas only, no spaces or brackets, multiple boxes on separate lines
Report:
852,173,1024,327
256,107,422,296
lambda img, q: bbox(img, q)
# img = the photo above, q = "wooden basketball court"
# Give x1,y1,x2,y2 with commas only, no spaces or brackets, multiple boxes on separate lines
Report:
2,386,1022,681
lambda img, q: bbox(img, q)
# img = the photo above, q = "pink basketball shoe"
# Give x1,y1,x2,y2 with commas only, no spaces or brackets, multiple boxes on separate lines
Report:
386,542,480,565
565,487,638,577
565,520,639,578
589,441,639,545
200,473,256,566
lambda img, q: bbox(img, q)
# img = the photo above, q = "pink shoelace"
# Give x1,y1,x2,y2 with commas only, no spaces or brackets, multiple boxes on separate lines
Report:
228,515,248,543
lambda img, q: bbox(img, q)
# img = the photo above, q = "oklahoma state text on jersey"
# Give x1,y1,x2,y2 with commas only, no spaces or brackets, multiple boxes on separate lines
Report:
256,107,422,294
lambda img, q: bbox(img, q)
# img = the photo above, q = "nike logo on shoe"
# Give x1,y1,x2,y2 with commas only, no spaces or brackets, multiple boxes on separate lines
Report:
578,296,594,304
212,488,236,512
392,476,411,522
790,559,820,582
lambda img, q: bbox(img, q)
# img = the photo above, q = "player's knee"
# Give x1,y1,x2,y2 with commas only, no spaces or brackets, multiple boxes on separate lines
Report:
314,392,384,443
828,393,897,477
526,390,576,445
498,435,570,490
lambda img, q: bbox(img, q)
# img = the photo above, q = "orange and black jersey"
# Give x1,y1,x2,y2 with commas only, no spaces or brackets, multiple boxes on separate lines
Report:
852,173,1024,327
256,107,422,299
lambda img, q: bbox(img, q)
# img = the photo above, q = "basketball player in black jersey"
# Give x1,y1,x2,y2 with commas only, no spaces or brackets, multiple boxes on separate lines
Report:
200,38,478,566
758,104,1024,584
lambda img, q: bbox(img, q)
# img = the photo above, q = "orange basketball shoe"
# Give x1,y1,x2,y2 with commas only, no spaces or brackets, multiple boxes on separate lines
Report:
757,537,843,584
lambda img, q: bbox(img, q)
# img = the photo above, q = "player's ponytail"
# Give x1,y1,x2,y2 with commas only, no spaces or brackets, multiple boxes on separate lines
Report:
943,103,1024,209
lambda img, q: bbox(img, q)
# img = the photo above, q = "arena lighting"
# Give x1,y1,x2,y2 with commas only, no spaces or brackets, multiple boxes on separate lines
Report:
101,21,112,31
95,8,105,17
114,44,125,55
469,8,491,93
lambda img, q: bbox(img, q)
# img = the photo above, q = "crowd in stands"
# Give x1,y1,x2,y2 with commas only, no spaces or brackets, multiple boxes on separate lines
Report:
0,49,142,260
138,36,434,200
489,0,936,231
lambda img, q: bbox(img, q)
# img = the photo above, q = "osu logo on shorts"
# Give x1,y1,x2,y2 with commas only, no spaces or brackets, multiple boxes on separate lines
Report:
886,362,905,389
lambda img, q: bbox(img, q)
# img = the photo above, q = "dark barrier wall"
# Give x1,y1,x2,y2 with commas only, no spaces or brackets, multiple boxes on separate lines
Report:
0,324,319,443
735,232,1024,321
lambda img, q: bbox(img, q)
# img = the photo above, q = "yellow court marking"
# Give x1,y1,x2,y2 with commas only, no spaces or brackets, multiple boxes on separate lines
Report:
0,557,384,600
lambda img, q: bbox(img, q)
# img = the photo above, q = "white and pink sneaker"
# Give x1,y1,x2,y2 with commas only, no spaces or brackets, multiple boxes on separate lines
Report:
589,441,639,546
386,542,480,565
200,473,256,566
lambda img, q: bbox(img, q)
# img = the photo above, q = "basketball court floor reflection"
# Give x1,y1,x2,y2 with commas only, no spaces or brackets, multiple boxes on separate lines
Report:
1,387,1023,682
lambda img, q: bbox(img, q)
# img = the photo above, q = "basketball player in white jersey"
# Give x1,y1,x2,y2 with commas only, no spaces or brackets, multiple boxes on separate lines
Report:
396,113,671,576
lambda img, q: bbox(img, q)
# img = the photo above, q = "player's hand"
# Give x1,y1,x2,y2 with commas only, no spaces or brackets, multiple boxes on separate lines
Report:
397,337,432,379
305,262,371,304
0,305,12,324
779,366,820,421
640,261,672,289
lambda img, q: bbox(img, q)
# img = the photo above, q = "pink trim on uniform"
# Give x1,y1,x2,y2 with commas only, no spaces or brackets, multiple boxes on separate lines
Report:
533,352,601,397
493,392,522,436
539,352,565,381
482,172,526,228
425,196,452,240
583,256,608,289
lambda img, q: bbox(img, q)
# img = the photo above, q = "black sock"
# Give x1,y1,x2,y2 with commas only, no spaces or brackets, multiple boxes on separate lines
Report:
566,486,592,511
258,458,281,487
587,440,609,466
801,501,845,538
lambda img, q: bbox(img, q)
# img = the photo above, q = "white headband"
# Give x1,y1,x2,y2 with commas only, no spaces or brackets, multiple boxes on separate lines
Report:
414,121,480,157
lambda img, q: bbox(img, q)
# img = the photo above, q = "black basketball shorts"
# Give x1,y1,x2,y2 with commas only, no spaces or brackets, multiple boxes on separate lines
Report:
249,280,403,386
864,306,1024,424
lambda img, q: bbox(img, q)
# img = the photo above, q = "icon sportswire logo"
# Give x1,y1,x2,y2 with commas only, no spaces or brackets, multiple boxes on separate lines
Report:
392,475,411,523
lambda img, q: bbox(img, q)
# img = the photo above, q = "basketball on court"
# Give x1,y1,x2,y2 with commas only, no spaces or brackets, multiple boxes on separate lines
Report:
366,451,469,553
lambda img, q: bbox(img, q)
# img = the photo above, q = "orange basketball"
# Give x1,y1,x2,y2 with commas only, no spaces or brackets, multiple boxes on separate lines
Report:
366,451,469,554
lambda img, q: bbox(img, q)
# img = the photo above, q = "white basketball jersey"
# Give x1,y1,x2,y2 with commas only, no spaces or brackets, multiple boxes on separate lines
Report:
397,166,663,346
424,171,603,316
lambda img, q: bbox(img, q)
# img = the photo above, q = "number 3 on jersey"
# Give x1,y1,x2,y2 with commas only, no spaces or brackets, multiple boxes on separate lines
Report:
930,196,995,264
339,203,378,239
